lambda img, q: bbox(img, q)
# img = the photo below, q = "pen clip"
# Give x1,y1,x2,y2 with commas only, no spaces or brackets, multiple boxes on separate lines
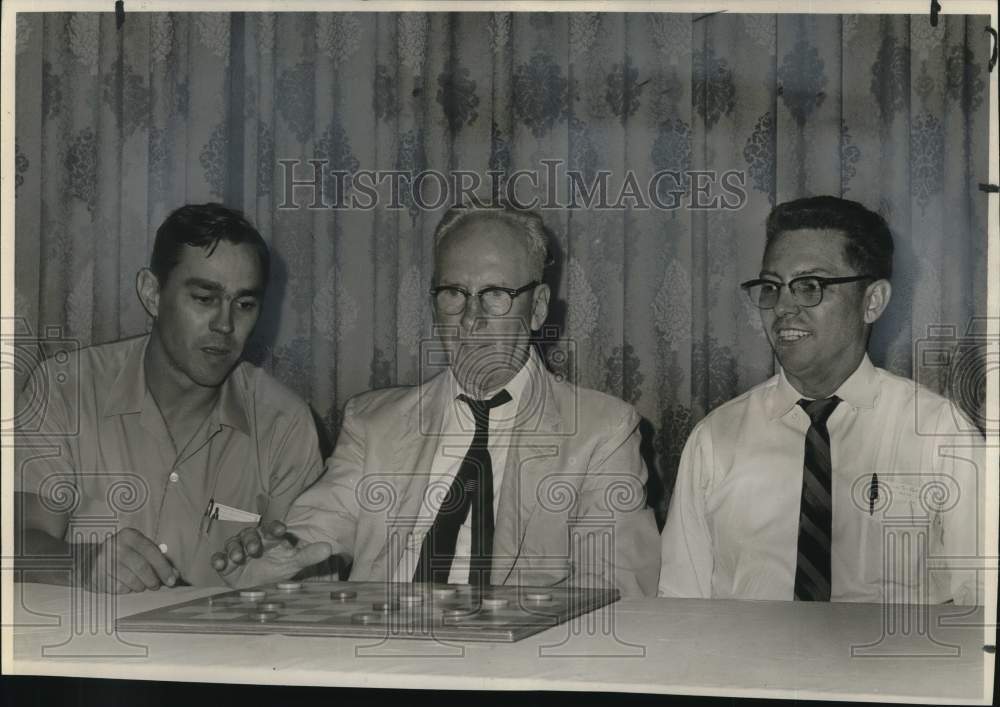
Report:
202,498,217,535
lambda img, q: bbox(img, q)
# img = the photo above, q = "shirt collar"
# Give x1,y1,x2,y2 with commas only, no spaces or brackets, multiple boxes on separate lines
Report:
215,366,252,435
102,334,252,436
833,354,880,410
765,353,879,420
102,336,151,417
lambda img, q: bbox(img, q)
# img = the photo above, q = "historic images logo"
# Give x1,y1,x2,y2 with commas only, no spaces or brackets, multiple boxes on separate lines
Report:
276,158,748,213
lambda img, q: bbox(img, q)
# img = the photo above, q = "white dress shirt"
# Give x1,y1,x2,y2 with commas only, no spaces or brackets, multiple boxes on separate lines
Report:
659,355,984,604
393,350,537,584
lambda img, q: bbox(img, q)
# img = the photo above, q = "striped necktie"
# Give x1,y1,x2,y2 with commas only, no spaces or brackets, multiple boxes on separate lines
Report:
794,396,841,601
414,389,512,586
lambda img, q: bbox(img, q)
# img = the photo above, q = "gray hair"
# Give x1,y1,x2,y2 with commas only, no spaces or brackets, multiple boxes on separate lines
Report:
433,204,551,281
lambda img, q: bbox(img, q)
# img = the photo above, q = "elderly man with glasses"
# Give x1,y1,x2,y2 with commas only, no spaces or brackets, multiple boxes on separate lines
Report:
213,203,660,597
659,196,984,605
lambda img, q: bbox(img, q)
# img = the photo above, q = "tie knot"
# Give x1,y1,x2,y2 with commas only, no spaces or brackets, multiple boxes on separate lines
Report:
458,389,512,418
798,396,841,425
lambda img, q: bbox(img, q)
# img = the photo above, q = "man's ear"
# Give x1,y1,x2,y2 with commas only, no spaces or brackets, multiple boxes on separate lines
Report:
863,279,892,325
530,283,551,331
136,269,162,319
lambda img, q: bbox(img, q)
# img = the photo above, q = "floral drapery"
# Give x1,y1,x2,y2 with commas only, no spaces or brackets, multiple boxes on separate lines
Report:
13,12,990,523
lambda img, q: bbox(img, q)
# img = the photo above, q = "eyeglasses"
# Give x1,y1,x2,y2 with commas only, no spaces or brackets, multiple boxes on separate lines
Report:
740,275,873,310
430,281,540,316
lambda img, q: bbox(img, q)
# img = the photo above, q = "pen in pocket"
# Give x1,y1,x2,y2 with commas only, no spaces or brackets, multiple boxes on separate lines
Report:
200,497,217,536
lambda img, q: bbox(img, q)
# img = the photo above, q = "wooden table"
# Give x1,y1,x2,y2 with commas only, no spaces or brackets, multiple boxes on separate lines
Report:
2,582,992,703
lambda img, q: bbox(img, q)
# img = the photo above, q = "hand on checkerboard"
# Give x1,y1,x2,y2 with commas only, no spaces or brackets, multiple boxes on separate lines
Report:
210,519,333,587
81,527,181,593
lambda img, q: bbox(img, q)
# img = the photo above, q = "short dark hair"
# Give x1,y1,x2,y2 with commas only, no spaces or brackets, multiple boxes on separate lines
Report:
150,203,270,286
765,196,894,281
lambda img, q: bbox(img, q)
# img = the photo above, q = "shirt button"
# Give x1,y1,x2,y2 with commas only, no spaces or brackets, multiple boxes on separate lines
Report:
158,543,169,554
168,472,179,483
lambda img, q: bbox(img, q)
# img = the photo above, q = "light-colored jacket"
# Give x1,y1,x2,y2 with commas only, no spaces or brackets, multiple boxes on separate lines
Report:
285,364,661,598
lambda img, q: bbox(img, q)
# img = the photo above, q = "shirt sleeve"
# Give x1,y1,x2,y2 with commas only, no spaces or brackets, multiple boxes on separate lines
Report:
14,358,79,504
925,402,985,606
282,396,365,561
574,405,661,598
259,398,326,526
658,421,715,598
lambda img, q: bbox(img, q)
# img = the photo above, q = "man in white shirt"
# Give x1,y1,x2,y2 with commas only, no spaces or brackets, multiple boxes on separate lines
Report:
213,204,660,597
659,196,984,604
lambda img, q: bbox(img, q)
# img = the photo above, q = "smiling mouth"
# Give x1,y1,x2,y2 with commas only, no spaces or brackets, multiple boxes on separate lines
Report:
775,328,811,343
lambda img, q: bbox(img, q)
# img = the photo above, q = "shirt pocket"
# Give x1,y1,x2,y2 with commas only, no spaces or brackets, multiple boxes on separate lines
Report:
209,517,263,546
864,475,932,602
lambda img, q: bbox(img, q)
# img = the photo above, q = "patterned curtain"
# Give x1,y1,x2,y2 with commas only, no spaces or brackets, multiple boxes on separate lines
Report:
13,12,990,525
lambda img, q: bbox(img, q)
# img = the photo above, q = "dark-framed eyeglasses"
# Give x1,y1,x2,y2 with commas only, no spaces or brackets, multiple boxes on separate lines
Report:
429,281,540,316
740,275,874,310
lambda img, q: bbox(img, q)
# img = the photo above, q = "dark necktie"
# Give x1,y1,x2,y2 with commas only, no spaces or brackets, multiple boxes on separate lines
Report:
414,389,511,586
794,396,841,601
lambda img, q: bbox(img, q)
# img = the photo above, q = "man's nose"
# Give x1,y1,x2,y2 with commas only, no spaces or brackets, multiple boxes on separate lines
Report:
771,285,800,317
460,294,488,332
210,300,235,334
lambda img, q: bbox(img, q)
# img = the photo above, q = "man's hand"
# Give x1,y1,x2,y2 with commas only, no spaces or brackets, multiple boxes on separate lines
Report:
79,528,180,593
211,520,332,586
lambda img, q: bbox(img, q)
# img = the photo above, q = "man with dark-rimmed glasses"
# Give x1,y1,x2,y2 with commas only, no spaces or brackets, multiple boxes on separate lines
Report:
659,195,983,605
214,203,660,597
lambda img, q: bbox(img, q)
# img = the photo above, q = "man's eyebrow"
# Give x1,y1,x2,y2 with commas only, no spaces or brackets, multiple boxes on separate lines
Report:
434,282,517,292
184,277,224,291
184,278,262,298
759,267,835,279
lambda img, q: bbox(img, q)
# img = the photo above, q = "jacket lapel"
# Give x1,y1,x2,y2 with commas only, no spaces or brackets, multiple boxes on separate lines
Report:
373,372,451,577
493,365,563,585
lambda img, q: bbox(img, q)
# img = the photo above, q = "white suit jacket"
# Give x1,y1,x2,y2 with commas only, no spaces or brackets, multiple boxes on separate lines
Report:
285,363,661,597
